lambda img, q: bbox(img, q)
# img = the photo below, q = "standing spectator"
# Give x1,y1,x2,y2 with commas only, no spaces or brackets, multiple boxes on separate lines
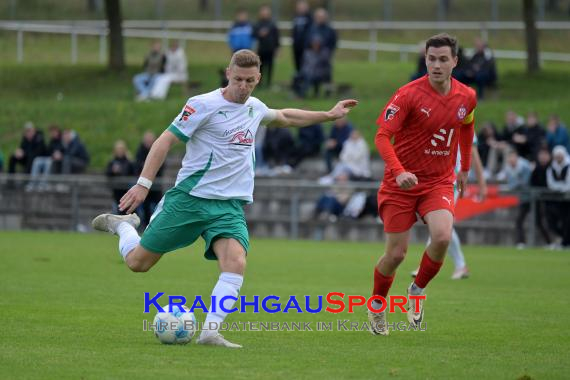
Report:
254,5,280,88
295,36,332,98
476,121,499,177
525,148,554,247
292,0,312,74
466,38,497,99
524,112,547,162
228,9,254,53
324,117,353,173
545,114,569,152
546,145,570,248
289,123,324,168
501,150,532,249
150,40,188,100
8,122,45,174
133,41,166,102
410,44,427,81
306,8,337,54
51,129,90,174
26,124,63,191
106,140,136,214
135,131,164,228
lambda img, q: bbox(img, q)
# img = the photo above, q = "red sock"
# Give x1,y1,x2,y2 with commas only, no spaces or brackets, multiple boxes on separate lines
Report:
373,267,395,298
414,251,444,289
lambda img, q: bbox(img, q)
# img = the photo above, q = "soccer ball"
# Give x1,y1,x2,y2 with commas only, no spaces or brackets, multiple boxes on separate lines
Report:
153,304,197,344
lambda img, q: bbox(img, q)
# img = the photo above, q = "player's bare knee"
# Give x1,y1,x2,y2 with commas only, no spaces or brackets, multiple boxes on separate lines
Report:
430,232,451,250
386,247,407,266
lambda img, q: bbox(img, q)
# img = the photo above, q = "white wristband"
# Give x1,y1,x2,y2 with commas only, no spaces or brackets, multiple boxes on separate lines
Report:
137,177,152,190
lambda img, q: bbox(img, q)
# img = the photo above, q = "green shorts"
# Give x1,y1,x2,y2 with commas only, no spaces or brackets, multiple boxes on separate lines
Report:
140,188,249,260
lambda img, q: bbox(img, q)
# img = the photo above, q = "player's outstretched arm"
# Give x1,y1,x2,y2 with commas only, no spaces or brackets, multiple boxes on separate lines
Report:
119,130,179,214
267,99,358,128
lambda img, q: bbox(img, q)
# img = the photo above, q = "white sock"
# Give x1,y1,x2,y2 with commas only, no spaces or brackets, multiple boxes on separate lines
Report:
448,228,466,269
117,222,140,260
202,272,243,337
409,282,424,295
371,299,383,311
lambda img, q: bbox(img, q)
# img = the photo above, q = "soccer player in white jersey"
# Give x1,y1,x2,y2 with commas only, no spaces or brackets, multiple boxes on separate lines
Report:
411,135,487,280
92,49,357,348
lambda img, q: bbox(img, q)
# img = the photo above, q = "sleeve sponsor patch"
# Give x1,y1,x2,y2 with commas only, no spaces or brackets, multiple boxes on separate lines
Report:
384,103,400,121
179,105,196,122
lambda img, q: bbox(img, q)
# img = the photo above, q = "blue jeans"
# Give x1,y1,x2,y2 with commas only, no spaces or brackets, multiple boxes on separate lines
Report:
133,73,157,97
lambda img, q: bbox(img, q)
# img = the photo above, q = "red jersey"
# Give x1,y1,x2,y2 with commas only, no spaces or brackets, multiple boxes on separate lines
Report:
375,75,477,195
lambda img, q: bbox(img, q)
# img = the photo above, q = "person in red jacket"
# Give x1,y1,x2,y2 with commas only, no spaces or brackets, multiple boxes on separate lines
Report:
368,33,477,336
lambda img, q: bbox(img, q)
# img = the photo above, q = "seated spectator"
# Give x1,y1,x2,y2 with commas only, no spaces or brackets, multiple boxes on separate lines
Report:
410,44,427,81
524,111,547,162
26,124,63,191
289,123,324,168
546,145,570,248
51,129,90,174
465,38,497,99
314,173,353,223
500,150,532,249
135,131,164,228
228,9,254,53
324,117,353,173
546,114,569,152
106,140,135,214
320,130,371,184
294,36,331,98
262,126,295,174
150,41,188,100
133,41,166,102
8,122,45,174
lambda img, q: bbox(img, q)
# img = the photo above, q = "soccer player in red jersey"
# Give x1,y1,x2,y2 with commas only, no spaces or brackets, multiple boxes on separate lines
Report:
368,34,477,335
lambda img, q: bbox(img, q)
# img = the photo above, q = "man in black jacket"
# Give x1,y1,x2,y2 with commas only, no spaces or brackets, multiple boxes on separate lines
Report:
254,5,280,88
8,122,45,174
291,0,312,74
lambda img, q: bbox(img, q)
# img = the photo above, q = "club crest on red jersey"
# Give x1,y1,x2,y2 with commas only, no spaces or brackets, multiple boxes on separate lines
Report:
457,104,467,120
384,103,400,121
179,105,196,121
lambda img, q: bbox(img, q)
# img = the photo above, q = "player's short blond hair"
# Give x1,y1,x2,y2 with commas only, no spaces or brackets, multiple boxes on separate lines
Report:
229,49,261,69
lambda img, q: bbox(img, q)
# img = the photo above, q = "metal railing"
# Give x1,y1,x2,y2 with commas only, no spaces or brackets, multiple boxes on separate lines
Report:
1,20,570,64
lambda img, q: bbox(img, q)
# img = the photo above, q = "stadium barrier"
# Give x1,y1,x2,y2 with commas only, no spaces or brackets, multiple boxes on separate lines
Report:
1,20,570,64
1,173,568,247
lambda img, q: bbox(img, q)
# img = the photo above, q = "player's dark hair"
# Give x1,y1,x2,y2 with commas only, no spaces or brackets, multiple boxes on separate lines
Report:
425,33,458,57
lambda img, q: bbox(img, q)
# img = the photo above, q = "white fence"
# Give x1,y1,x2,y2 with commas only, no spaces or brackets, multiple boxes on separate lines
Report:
1,20,570,64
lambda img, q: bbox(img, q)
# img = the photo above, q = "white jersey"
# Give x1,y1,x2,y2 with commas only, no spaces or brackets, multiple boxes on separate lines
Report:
168,89,273,203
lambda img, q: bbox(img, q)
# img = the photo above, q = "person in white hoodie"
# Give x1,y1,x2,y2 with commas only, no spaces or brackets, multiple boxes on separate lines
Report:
319,129,371,184
150,41,188,100
546,145,570,247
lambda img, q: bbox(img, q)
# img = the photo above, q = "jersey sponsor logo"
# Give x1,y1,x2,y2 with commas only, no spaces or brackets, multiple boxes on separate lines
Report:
420,107,431,118
230,129,254,146
179,105,196,121
384,103,400,121
430,128,454,148
457,104,467,120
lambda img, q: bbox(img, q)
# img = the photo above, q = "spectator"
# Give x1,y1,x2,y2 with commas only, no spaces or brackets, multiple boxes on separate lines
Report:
451,46,470,84
295,36,332,98
291,0,312,74
525,148,554,247
477,121,499,177
26,124,63,191
51,129,90,174
410,44,427,81
465,37,497,99
254,5,280,88
0,149,4,172
149,40,188,100
106,140,136,214
496,110,527,170
228,9,254,53
133,41,166,102
306,8,337,54
8,122,45,174
135,131,164,228
324,117,353,173
320,129,371,184
545,114,569,152
262,126,295,174
314,173,353,223
289,123,324,168
524,112,547,162
501,150,532,249
546,145,570,248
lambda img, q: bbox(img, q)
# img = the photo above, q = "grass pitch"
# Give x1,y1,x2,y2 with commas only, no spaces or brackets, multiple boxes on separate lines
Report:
0,231,568,379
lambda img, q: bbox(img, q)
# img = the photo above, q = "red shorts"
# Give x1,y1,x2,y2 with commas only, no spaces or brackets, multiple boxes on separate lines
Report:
377,185,455,233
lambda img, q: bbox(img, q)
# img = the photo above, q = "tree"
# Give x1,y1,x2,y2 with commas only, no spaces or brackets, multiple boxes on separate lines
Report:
523,0,540,73
105,0,125,71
